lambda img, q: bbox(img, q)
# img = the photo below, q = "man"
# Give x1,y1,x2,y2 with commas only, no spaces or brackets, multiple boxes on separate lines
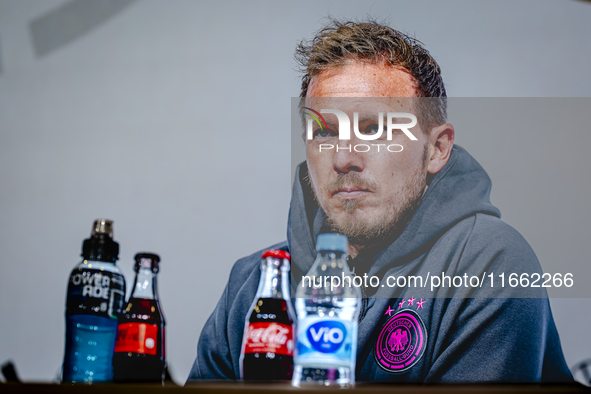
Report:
188,20,572,382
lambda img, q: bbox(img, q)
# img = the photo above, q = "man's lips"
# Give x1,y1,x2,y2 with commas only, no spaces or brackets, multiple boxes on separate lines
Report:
332,188,371,199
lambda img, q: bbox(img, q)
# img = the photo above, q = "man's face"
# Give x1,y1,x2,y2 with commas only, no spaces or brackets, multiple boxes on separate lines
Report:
305,62,430,244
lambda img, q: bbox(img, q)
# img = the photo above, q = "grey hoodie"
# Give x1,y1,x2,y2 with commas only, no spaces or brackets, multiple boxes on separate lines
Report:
188,145,572,382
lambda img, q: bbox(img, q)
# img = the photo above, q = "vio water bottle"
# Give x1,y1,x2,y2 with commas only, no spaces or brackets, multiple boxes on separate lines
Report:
292,233,361,387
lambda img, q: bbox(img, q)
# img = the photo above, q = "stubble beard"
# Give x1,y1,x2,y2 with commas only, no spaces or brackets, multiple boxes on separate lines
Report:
309,146,429,246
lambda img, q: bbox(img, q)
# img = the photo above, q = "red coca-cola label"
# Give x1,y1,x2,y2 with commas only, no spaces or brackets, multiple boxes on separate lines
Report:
114,323,158,355
243,322,293,356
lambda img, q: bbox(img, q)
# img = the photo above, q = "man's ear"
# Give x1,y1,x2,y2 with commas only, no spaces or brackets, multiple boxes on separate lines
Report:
427,123,455,175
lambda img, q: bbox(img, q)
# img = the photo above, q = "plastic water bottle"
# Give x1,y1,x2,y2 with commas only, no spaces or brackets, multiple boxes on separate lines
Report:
292,233,361,388
62,219,126,383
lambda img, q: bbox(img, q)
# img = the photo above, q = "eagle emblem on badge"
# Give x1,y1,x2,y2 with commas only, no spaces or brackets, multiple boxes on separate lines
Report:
388,328,409,352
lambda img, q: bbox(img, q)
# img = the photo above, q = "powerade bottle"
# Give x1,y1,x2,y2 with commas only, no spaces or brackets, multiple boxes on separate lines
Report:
292,233,361,388
62,219,126,383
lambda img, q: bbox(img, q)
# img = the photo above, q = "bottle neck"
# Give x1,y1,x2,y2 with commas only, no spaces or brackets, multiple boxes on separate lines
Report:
130,266,159,300
318,250,349,270
256,259,290,300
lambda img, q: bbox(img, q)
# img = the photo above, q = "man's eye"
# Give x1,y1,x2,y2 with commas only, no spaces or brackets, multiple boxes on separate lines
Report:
363,124,384,135
313,128,337,138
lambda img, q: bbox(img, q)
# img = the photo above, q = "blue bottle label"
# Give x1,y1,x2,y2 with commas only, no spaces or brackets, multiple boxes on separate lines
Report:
296,317,357,368
306,320,347,353
63,314,118,382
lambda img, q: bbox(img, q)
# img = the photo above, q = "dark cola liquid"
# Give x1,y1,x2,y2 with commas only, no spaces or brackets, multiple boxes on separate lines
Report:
113,298,165,382
242,298,294,381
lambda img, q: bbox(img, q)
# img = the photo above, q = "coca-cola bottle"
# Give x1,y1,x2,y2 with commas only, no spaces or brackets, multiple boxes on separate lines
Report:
113,253,166,383
239,250,295,380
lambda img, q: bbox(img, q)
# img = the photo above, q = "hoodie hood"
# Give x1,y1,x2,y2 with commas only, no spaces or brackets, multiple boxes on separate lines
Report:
287,145,500,277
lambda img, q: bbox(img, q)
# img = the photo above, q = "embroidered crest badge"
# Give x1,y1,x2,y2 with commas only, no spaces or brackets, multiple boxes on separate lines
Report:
374,308,427,373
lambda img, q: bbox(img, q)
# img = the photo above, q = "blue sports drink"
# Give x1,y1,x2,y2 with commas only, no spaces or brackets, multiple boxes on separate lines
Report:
292,233,362,387
62,220,126,383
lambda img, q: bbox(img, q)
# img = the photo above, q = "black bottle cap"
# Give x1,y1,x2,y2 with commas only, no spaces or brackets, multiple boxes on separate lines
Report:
134,252,160,273
81,219,119,263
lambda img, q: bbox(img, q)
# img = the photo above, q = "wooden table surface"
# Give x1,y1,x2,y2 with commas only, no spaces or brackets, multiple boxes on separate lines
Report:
1,381,589,394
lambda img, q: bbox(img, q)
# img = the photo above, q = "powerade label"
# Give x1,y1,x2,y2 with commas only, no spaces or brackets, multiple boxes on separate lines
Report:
296,317,356,368
66,268,125,319
114,323,158,355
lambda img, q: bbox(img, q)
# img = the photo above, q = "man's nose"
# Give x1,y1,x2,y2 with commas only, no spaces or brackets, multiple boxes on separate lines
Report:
333,138,365,174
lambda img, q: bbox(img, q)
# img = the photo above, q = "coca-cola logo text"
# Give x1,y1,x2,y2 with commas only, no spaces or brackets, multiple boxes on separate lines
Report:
243,322,294,356
247,324,289,347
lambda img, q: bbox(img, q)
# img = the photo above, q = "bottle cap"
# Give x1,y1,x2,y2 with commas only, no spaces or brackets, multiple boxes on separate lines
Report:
316,233,348,253
81,219,119,262
92,219,113,238
134,252,160,273
261,249,291,269
262,249,291,260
